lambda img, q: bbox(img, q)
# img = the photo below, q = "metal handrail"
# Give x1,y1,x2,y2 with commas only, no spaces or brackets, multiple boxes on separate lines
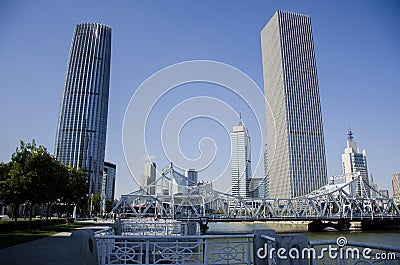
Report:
95,231,254,265
94,227,114,235
260,234,276,242
94,234,254,240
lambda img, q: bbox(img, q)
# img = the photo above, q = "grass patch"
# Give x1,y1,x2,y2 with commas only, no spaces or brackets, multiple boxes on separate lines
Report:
0,221,93,249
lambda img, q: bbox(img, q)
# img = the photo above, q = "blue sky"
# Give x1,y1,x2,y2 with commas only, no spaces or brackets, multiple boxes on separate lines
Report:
0,1,399,197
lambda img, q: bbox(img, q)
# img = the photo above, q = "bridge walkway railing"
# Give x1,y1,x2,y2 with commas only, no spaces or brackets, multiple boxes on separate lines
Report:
86,221,400,265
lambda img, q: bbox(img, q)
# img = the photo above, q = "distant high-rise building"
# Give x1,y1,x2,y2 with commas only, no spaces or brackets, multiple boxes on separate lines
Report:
198,180,213,190
392,173,400,198
369,173,379,198
185,169,198,186
102,162,116,201
379,189,389,199
231,119,252,198
261,10,328,198
249,178,265,199
140,162,156,195
55,23,112,195
145,162,156,195
341,130,370,197
170,170,187,195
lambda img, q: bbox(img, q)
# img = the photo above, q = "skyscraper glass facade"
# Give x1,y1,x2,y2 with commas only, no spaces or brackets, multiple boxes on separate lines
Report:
55,23,112,195
261,11,327,198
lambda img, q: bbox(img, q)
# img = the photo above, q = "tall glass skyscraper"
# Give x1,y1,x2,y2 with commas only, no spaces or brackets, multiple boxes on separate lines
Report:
261,11,327,198
231,120,252,198
55,23,112,195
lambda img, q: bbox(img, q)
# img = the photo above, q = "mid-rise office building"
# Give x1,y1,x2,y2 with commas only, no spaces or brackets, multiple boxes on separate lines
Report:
102,162,116,201
249,178,266,199
185,169,198,186
261,10,328,198
341,130,370,197
170,170,188,195
55,23,112,195
379,189,389,199
231,120,252,198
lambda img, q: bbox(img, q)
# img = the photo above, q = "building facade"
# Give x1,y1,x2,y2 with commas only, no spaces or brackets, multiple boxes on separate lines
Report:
102,162,116,201
392,173,400,198
185,169,198,186
261,10,328,198
249,178,266,199
341,130,370,197
145,162,156,195
55,23,112,195
379,190,389,199
369,173,379,198
140,162,156,195
231,120,252,198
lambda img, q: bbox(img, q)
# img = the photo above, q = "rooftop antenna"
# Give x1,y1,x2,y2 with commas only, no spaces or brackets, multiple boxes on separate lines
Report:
239,112,243,126
347,127,353,141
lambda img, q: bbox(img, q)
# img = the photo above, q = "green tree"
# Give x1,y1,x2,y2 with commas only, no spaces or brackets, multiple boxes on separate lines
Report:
0,140,71,222
42,158,68,219
0,162,12,216
0,141,37,221
1,140,92,222
65,166,88,212
92,192,101,214
105,199,114,213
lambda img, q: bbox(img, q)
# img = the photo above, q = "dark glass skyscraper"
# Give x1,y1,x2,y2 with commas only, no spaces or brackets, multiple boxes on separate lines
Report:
55,23,112,195
261,11,327,198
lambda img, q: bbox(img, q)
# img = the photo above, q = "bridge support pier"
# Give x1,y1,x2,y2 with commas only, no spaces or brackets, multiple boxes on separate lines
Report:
337,219,351,231
308,220,351,232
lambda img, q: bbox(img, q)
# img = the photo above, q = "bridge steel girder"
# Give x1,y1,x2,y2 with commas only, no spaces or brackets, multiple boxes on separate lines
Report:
111,174,400,221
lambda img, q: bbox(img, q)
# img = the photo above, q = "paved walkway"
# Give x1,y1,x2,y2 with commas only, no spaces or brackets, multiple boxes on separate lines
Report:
0,221,113,265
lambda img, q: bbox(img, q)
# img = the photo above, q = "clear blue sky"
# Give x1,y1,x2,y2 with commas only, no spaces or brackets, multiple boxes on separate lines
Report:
0,1,399,197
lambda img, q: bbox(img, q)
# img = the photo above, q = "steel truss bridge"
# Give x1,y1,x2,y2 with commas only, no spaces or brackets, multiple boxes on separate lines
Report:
111,170,400,230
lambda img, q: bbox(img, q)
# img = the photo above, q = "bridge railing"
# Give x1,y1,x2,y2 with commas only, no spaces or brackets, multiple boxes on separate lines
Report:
120,220,196,236
94,233,254,265
92,222,400,265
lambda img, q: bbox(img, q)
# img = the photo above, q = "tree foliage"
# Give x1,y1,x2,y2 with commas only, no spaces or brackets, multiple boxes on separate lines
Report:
92,192,101,214
0,140,88,221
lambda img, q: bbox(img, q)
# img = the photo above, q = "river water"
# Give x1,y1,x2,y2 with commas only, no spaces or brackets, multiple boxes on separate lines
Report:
207,222,400,246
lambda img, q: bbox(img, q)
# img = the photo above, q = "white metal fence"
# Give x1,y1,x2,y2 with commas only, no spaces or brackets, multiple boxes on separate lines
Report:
120,221,194,236
92,220,400,265
95,232,254,265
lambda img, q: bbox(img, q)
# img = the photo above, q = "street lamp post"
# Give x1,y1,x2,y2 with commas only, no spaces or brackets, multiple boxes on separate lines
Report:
198,216,209,264
198,216,209,235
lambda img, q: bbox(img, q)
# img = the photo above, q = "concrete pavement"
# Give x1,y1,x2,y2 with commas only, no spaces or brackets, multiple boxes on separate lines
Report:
0,221,113,265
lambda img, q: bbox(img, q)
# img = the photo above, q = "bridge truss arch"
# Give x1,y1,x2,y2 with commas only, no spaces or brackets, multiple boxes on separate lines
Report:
111,172,400,220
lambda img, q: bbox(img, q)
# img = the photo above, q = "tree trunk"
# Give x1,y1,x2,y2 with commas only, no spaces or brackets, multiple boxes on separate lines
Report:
13,204,18,222
28,204,33,230
46,202,50,221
